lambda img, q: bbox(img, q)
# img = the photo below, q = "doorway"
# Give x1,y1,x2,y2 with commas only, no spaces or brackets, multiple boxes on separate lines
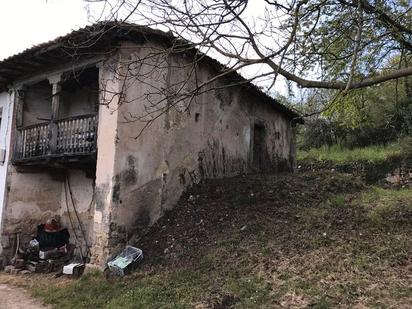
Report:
252,122,267,170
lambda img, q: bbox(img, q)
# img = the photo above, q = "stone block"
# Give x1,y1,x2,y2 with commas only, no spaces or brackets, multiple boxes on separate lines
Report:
4,265,14,273
14,258,25,269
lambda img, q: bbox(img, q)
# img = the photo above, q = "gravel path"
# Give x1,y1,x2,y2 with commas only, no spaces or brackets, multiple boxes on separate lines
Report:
0,284,50,309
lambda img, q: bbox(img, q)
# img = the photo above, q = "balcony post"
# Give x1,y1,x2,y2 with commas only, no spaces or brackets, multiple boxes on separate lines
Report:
48,74,62,154
13,87,25,160
15,87,25,129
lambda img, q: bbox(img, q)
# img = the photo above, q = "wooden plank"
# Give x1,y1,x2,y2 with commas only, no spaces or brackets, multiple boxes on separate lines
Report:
15,89,24,128
14,114,98,162
92,116,97,151
49,76,61,154
42,124,48,155
81,118,86,152
75,119,80,153
51,82,61,120
86,117,91,151
28,128,31,158
13,57,104,89
64,120,68,153
21,129,25,159
59,121,64,154
68,119,73,153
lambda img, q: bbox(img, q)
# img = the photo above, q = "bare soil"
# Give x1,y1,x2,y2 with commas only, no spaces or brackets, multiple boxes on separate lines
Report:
137,171,365,264
0,283,49,309
1,171,410,308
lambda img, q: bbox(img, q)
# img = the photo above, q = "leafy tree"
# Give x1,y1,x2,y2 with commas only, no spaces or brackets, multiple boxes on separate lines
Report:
82,1,411,132
86,0,412,93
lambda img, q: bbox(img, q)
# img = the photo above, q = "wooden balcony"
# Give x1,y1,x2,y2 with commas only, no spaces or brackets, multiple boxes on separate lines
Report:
13,114,97,166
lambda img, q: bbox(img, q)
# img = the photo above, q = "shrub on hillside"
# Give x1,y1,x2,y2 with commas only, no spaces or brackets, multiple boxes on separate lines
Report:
299,119,338,150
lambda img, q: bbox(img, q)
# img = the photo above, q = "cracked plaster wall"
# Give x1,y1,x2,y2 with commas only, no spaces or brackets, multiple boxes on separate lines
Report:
90,42,296,265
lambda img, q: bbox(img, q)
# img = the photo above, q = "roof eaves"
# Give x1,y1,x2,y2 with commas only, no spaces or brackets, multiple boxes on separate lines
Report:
0,22,303,123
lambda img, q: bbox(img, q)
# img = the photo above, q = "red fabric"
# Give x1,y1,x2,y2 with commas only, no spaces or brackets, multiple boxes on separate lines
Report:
44,220,61,232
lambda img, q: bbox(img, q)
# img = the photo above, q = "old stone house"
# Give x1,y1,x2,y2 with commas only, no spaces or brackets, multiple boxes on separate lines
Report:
0,22,301,266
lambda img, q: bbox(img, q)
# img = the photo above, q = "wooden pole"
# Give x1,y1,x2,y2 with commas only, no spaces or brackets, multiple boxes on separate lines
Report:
48,74,61,154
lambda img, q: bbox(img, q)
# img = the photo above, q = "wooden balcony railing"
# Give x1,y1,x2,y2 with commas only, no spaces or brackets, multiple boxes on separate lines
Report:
14,114,97,162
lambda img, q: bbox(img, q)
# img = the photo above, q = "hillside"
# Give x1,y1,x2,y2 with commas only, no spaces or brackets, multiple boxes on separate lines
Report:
1,171,411,308
297,141,412,184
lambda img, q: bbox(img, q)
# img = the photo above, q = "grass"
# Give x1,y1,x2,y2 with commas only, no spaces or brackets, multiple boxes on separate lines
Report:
0,172,411,308
26,260,272,308
297,142,403,163
7,270,198,308
363,186,412,229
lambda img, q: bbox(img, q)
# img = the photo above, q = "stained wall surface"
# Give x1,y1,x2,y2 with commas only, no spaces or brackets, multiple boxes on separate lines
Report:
59,69,99,119
0,81,96,259
0,92,13,256
0,43,297,265
23,81,52,126
1,167,94,259
91,43,297,264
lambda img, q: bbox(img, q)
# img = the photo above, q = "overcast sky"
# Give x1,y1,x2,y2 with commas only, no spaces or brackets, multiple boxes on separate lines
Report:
0,0,290,96
0,0,91,61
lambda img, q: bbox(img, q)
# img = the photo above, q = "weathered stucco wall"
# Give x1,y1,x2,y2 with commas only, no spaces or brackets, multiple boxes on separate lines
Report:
20,72,98,124
59,70,99,119
0,91,13,256
90,57,122,265
23,81,52,126
1,167,94,260
1,165,94,257
1,167,63,256
0,43,297,266
59,169,95,258
59,87,96,118
91,42,297,264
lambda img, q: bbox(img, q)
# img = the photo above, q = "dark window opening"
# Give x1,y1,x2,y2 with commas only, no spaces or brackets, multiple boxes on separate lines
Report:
23,80,52,126
252,123,267,170
14,67,99,163
60,67,99,118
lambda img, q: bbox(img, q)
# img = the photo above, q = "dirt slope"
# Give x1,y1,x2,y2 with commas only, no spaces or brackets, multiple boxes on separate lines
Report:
0,284,50,309
137,171,365,264
3,171,411,308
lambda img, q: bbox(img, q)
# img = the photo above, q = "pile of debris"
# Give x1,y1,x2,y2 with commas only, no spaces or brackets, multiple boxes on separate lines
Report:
3,217,144,278
4,218,84,277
